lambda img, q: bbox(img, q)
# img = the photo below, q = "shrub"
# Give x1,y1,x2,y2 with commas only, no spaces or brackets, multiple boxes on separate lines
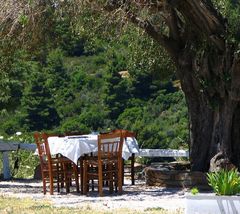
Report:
190,187,199,195
207,169,240,195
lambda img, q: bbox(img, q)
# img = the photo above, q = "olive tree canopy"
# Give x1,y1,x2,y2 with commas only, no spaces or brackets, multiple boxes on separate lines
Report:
1,0,240,171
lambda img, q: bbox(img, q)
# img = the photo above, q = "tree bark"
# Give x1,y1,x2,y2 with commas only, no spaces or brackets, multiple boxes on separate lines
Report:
176,44,240,171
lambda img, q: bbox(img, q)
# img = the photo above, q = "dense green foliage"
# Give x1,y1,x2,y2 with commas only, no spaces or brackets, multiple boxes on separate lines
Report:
0,17,188,149
213,0,240,43
0,15,188,177
207,169,240,195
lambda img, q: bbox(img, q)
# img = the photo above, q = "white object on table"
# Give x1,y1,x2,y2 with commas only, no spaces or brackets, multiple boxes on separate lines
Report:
47,134,139,164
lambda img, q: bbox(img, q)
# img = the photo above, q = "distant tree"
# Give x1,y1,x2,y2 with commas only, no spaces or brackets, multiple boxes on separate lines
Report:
126,29,175,99
21,64,60,131
104,71,132,119
103,52,132,120
53,17,85,56
0,42,29,112
118,89,188,149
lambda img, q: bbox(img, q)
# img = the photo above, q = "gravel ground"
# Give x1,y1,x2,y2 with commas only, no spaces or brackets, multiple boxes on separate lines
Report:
0,179,186,212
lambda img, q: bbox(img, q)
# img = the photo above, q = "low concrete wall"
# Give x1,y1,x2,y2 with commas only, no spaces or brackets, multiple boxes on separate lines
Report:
186,195,240,214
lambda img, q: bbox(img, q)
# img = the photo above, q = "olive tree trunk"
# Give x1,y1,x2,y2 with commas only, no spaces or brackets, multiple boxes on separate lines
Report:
177,46,240,171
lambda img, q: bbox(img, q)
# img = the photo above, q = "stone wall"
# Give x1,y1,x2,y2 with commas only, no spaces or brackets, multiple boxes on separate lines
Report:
144,167,209,189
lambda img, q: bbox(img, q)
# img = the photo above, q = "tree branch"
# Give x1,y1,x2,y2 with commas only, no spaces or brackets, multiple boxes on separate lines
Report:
104,1,180,61
126,11,180,61
164,8,180,42
168,0,226,51
230,56,240,101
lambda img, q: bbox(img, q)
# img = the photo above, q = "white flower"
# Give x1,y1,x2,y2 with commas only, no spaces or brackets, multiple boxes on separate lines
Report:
16,132,22,136
0,136,3,139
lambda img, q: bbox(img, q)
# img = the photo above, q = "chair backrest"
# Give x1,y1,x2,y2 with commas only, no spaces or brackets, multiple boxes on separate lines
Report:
111,129,136,138
98,132,124,160
34,132,53,170
47,133,64,137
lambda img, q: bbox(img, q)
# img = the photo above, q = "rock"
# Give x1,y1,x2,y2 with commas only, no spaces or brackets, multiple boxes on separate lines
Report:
143,167,209,189
209,152,236,172
33,164,42,180
150,161,190,171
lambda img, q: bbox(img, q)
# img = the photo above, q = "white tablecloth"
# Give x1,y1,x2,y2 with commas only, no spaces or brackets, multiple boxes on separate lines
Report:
48,134,139,164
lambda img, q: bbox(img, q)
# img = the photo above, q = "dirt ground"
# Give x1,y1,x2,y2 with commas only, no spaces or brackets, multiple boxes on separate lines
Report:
0,178,186,212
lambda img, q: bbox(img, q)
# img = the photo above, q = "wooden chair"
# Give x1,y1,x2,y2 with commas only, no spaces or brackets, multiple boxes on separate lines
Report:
83,132,124,196
34,132,80,195
111,129,136,185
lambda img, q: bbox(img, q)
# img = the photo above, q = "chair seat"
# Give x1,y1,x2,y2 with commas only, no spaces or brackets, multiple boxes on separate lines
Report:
85,157,118,165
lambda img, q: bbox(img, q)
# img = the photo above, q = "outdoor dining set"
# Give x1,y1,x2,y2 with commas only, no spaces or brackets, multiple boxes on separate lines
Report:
34,129,139,196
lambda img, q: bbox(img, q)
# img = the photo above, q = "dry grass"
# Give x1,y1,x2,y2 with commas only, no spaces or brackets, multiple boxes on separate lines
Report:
0,196,183,214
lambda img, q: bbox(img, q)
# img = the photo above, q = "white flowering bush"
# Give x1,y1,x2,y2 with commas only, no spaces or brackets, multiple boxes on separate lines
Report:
0,132,38,179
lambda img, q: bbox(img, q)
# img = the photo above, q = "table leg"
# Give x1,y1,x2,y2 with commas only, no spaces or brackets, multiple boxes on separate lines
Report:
131,153,135,185
122,158,124,185
80,157,84,194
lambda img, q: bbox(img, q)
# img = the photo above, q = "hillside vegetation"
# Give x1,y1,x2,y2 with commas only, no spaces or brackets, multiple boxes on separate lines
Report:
0,16,188,175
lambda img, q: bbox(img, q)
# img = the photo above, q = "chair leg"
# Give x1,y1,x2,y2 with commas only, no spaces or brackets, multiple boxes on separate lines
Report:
42,178,47,195
63,163,70,193
83,161,88,195
73,164,80,193
80,157,84,194
49,173,54,195
57,177,60,192
90,164,95,191
118,160,123,194
114,171,118,193
91,176,94,191
57,164,61,192
60,163,64,188
98,163,103,197
109,164,113,194
122,159,124,185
